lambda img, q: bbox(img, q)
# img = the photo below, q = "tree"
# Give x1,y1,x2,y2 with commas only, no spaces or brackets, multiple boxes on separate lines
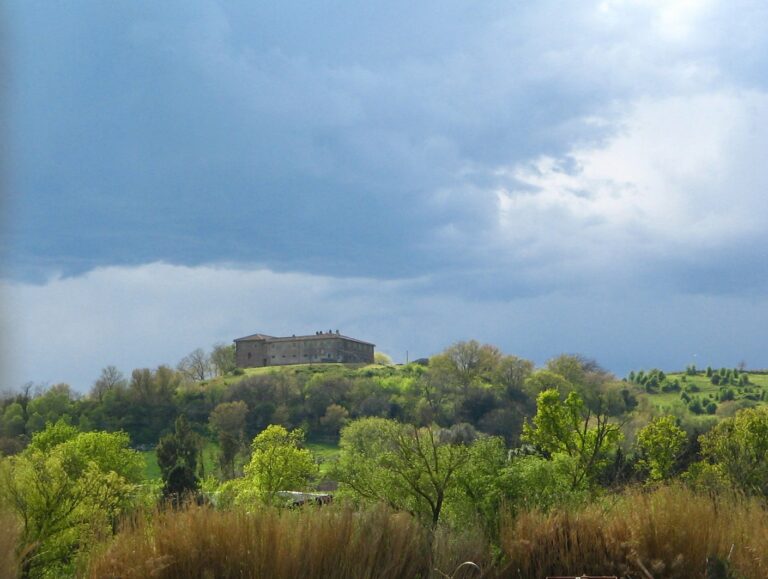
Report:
430,340,502,392
635,415,686,482
374,352,393,365
210,343,237,376
320,403,349,436
209,401,248,480
698,407,768,496
156,415,201,499
0,422,144,577
177,348,212,381
335,418,472,527
236,425,317,505
524,370,572,398
522,389,622,490
90,366,125,402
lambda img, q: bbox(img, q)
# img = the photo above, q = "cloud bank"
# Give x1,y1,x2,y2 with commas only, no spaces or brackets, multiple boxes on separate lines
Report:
4,262,767,391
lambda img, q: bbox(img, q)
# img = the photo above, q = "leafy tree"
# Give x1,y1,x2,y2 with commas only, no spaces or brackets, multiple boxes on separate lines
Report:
522,389,622,490
430,340,502,393
235,425,317,505
210,343,237,376
335,418,472,527
635,415,686,482
374,352,393,365
156,415,201,498
209,401,248,480
320,403,349,436
698,407,768,496
0,422,144,577
524,370,572,397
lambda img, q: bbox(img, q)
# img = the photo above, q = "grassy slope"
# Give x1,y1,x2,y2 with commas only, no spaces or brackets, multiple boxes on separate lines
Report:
635,371,768,416
142,441,221,481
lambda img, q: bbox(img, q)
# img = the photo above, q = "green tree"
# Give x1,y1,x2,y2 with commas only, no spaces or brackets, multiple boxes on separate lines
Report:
635,415,686,482
698,407,768,496
156,415,201,498
335,418,472,527
209,401,248,480
210,343,237,376
235,425,317,505
523,370,572,398
430,340,502,393
522,389,622,490
0,423,144,577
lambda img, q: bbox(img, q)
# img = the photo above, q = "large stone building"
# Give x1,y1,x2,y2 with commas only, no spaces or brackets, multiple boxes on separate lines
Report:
234,330,375,368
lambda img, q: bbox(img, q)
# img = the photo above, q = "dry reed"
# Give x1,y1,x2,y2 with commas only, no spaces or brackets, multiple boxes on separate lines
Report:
0,509,21,579
495,484,768,579
86,504,435,579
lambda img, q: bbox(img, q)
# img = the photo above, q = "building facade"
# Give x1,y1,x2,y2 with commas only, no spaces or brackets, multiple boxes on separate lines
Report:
234,330,375,368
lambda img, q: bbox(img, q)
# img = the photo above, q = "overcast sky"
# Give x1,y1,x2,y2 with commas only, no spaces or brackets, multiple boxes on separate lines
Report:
4,0,768,391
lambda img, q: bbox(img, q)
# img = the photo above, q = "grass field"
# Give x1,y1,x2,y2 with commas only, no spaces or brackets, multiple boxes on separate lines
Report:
306,440,340,477
637,370,768,416
142,441,220,481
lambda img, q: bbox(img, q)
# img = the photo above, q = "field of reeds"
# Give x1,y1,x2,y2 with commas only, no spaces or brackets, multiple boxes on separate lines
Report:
0,509,21,579
2,485,760,579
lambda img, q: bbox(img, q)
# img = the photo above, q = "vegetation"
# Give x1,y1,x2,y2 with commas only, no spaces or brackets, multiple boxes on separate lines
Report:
2,343,768,577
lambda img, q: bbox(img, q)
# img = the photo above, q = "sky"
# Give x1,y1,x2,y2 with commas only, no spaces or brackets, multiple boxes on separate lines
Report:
3,0,768,391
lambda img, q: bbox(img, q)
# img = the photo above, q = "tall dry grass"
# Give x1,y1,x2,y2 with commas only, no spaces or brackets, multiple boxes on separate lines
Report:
0,509,21,579
495,484,768,579
85,503,487,579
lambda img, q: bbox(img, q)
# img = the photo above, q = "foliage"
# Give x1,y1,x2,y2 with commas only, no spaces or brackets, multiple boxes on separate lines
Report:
156,415,201,498
635,415,687,481
210,343,237,376
0,423,144,577
233,425,317,506
335,418,473,526
522,389,622,489
698,406,768,496
209,401,248,480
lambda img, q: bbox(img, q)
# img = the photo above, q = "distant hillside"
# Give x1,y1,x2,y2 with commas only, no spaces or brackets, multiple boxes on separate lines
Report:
625,367,768,419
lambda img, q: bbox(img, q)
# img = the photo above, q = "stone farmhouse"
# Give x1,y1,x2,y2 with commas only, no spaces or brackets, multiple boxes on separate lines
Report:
234,330,375,368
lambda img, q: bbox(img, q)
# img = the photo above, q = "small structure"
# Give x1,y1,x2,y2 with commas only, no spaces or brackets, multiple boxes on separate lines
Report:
234,330,375,368
276,491,333,507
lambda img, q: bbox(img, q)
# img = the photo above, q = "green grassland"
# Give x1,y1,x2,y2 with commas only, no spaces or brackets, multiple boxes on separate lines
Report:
142,440,221,481
632,369,768,417
306,440,340,477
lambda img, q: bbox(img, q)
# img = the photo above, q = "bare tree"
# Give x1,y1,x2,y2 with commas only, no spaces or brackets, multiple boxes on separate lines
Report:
177,348,212,381
90,366,125,401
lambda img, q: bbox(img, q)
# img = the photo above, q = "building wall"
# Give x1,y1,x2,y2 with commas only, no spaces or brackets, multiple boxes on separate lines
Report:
235,340,269,368
236,336,374,368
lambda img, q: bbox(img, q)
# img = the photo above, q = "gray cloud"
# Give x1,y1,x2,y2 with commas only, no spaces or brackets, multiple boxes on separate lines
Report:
5,2,768,386
3,262,768,391
9,1,768,283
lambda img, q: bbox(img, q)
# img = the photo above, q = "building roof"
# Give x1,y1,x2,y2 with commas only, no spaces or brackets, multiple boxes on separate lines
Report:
233,333,275,342
234,331,375,346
